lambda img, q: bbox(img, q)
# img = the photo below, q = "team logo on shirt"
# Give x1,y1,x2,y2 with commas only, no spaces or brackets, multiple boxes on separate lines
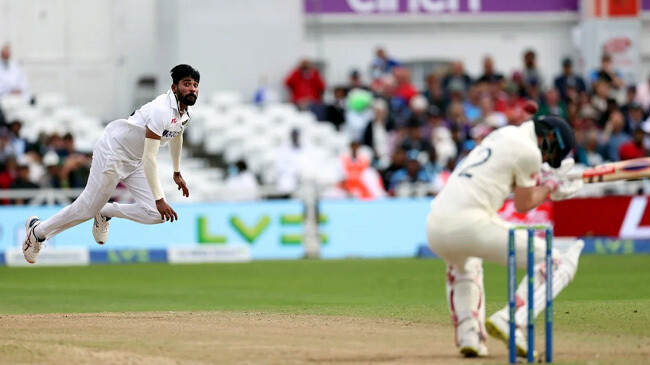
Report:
171,118,177,124
162,130,182,138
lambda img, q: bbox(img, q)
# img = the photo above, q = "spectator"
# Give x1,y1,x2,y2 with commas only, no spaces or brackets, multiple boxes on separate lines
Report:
634,74,650,112
554,57,586,102
371,47,400,81
344,88,374,142
40,148,65,188
393,67,419,105
600,110,631,161
442,61,472,100
274,129,310,197
224,160,260,201
490,77,510,113
381,147,408,189
422,146,442,185
599,98,619,128
563,83,582,106
252,76,279,107
446,101,470,140
591,53,624,91
58,153,90,188
325,86,347,131
23,148,45,185
0,155,18,204
538,88,567,120
577,104,599,131
470,123,494,146
400,94,429,128
284,58,326,106
575,129,605,167
480,93,507,126
503,81,528,125
7,120,27,159
9,160,39,205
619,127,647,160
422,73,446,112
400,119,431,154
624,102,644,135
620,85,640,119
430,157,458,194
0,129,16,163
511,71,529,99
345,69,368,93
590,79,610,122
60,133,76,158
45,133,66,158
449,124,466,157
340,140,385,200
526,78,543,105
462,85,483,124
446,81,466,107
477,56,504,83
362,98,395,168
565,100,581,128
388,151,431,194
421,105,444,143
0,43,33,102
374,74,407,122
431,125,458,168
521,48,545,90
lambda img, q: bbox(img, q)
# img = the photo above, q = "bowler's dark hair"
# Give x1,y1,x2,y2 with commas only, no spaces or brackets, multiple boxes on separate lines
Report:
170,64,200,84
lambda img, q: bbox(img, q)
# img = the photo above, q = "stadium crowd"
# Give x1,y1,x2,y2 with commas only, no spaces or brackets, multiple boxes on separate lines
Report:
281,47,650,198
2,43,650,202
0,44,91,205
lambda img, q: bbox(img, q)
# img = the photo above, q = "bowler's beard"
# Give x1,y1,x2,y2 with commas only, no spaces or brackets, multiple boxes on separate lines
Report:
176,91,197,106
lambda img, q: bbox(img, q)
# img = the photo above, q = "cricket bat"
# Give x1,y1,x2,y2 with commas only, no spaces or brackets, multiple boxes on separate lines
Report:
568,157,650,183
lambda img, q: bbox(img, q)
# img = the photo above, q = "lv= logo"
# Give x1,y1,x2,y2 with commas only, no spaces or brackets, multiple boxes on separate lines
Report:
197,214,329,245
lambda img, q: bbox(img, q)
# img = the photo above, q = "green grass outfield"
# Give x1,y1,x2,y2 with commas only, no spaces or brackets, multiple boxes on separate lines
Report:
0,256,648,337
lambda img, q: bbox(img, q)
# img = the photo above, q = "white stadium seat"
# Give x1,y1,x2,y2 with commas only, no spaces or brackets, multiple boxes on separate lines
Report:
37,93,67,114
211,91,244,112
0,94,30,116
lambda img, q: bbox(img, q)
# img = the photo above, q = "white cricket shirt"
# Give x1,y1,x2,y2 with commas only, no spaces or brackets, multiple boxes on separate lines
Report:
432,121,542,213
104,90,191,161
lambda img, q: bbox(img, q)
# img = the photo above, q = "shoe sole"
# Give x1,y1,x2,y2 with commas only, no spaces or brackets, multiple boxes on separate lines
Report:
485,319,528,358
23,216,40,264
93,216,107,245
459,346,479,358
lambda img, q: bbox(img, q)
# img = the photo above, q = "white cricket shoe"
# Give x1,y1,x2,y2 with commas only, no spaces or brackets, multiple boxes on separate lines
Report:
457,320,489,358
486,312,535,359
22,216,44,264
459,337,489,358
92,213,109,245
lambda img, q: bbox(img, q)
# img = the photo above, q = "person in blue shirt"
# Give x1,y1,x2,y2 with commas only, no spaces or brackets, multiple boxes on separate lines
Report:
388,150,431,193
554,57,586,103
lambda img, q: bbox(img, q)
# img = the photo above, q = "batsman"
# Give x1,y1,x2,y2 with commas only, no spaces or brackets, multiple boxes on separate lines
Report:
426,112,585,359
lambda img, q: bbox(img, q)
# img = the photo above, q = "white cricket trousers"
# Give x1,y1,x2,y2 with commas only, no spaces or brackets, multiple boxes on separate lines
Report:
426,206,576,341
35,127,164,240
426,208,557,268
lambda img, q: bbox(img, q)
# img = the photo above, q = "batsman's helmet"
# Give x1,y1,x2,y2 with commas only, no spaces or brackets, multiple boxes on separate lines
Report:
533,115,574,168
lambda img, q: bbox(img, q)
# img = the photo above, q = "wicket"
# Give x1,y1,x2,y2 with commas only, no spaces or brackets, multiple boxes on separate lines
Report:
507,225,553,363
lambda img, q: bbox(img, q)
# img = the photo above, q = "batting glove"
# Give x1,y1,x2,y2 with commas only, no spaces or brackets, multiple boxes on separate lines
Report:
536,158,576,191
550,178,583,201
